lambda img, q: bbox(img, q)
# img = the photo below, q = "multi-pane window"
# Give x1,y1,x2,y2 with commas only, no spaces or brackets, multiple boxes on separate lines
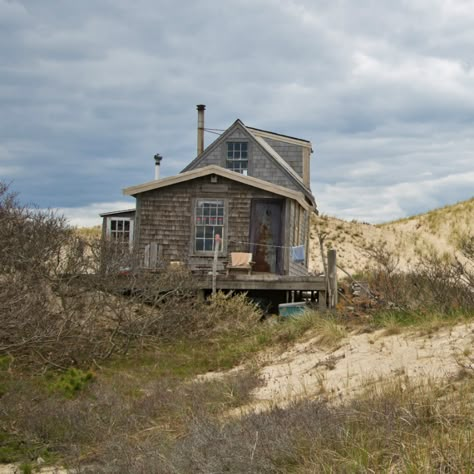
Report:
226,142,248,175
109,218,132,245
195,200,224,252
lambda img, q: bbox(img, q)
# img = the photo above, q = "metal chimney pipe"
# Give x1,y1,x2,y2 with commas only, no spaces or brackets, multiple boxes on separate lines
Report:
197,104,206,155
154,153,162,180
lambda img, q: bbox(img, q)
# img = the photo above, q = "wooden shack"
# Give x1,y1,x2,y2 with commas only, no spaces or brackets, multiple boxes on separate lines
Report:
101,106,333,307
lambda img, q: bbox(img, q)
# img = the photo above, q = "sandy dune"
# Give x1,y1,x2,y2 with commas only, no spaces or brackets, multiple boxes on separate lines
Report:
253,322,474,409
309,198,474,276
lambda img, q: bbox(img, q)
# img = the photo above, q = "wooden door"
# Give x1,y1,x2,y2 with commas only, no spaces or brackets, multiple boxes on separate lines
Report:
249,199,284,274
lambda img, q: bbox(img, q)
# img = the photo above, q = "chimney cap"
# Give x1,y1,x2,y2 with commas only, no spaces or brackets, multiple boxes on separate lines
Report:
154,153,162,164
196,104,206,111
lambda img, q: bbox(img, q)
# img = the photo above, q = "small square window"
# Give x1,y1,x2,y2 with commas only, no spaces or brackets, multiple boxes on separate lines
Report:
107,218,133,247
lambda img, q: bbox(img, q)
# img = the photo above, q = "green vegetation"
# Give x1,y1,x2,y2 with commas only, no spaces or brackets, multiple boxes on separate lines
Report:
0,290,344,469
47,368,95,398
0,430,54,465
371,308,473,335
3,298,474,472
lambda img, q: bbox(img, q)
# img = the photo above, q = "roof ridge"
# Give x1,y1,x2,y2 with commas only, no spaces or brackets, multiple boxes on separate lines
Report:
246,126,311,144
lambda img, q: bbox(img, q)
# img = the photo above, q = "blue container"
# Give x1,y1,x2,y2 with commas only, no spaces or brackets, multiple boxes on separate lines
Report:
279,302,306,317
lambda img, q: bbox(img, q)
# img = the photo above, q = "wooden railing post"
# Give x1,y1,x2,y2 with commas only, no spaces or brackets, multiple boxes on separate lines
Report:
328,249,337,309
212,234,221,296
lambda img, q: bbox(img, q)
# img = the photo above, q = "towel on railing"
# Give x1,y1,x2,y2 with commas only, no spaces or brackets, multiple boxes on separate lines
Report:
230,252,253,267
291,245,305,263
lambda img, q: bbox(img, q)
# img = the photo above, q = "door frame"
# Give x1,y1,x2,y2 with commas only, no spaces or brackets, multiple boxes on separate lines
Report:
249,198,285,274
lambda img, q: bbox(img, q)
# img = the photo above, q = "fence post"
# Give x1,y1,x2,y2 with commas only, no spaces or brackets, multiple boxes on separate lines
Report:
328,249,338,309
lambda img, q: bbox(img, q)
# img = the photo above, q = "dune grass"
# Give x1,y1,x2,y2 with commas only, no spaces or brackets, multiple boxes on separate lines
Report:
2,294,474,472
64,374,474,473
0,302,344,469
370,308,474,337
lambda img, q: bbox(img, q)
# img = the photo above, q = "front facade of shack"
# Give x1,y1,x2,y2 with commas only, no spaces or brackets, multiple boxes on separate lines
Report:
101,106,334,309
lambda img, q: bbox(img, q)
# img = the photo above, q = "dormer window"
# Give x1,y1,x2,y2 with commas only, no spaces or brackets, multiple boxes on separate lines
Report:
226,142,248,175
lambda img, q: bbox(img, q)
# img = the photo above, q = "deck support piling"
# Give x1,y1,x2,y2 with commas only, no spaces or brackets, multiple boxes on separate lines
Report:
318,290,327,311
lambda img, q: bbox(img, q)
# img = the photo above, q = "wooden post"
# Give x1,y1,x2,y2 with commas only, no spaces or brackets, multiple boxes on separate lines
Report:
318,233,328,282
212,234,221,296
328,249,337,309
318,290,327,311
197,289,206,302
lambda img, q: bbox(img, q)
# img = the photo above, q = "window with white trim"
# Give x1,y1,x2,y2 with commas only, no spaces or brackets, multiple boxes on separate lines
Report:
194,200,224,252
107,218,133,247
226,142,248,175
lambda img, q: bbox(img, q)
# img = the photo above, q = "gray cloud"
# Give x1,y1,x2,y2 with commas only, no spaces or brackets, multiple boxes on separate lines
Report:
1,0,473,224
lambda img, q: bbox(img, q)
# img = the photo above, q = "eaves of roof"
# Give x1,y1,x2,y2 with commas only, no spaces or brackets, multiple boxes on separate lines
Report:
123,165,313,211
99,208,136,217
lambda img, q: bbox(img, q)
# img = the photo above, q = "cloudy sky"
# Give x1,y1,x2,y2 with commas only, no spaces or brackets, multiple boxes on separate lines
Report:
1,0,473,226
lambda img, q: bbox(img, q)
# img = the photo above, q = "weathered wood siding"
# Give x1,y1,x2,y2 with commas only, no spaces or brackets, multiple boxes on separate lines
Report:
134,175,299,273
263,137,304,178
188,123,303,194
262,138,312,189
287,200,310,277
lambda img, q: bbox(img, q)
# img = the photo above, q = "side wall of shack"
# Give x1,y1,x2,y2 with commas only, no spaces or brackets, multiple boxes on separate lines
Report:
287,200,310,276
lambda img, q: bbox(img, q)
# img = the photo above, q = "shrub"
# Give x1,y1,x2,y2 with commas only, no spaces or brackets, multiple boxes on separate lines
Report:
0,182,213,368
47,368,95,398
360,235,474,315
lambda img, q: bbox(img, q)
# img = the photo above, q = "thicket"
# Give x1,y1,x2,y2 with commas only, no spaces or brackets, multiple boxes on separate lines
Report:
0,182,262,369
357,237,474,318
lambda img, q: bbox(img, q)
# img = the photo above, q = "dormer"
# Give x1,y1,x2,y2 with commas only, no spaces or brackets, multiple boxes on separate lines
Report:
182,108,315,208
246,127,312,188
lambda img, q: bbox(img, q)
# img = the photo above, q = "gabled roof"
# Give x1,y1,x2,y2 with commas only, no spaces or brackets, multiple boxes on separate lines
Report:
252,135,305,187
123,165,314,211
181,119,315,204
246,126,312,147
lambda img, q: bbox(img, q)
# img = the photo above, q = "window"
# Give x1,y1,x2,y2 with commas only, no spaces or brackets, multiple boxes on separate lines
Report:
195,200,224,252
226,142,248,175
107,218,133,247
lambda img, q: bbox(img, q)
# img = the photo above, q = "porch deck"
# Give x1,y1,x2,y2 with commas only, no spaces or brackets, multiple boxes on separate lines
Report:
193,273,331,310
195,273,327,291
193,248,338,309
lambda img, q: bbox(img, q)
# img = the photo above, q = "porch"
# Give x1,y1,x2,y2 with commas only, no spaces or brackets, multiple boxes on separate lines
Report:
194,273,330,311
193,248,338,310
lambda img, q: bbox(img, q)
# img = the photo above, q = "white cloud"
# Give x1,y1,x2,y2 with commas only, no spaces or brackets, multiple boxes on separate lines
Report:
55,201,134,228
1,0,473,222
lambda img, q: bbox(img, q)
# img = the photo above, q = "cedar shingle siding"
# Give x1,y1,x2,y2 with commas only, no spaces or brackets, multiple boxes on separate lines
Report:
183,122,310,195
135,175,309,275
